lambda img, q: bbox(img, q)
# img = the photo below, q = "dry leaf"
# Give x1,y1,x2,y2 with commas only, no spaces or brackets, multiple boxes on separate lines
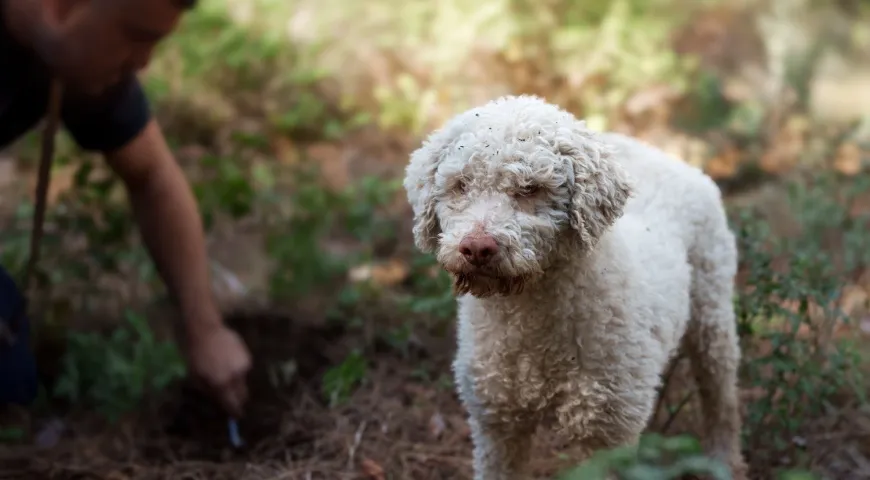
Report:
360,457,386,480
348,259,410,287
623,85,678,117
760,116,809,174
759,148,795,175
348,264,373,283
305,142,349,191
705,145,741,179
271,135,299,165
834,142,862,176
370,259,410,287
840,285,868,317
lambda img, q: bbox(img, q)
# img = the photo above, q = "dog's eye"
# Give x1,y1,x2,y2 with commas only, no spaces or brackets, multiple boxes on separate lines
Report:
515,185,540,198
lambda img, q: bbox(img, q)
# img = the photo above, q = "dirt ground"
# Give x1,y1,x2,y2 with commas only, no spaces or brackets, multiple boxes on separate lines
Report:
2,301,869,480
0,308,568,480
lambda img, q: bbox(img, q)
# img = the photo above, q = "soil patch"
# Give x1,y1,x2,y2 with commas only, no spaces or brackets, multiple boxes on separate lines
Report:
0,309,475,480
3,311,870,479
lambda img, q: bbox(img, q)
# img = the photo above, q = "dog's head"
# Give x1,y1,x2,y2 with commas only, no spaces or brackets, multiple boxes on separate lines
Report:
403,95,633,298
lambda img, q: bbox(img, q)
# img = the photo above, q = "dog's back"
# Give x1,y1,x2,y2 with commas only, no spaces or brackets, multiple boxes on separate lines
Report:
598,132,731,253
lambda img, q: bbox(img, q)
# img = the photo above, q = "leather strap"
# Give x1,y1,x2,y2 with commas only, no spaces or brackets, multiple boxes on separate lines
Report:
22,78,64,297
0,79,63,344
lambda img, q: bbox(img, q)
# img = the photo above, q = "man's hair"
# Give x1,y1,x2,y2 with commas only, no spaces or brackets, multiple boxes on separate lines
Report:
172,0,198,9
100,0,197,10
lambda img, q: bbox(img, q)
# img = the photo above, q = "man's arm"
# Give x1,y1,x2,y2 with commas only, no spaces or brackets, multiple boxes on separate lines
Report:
105,120,215,335
104,119,251,416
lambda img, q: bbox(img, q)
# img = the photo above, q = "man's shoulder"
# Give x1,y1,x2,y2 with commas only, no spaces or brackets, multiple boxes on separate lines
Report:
0,10,43,103
0,16,152,154
61,75,153,153
0,41,50,150
0,0,38,74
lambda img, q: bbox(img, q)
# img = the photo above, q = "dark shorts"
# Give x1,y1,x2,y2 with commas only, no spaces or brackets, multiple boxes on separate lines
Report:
0,264,38,406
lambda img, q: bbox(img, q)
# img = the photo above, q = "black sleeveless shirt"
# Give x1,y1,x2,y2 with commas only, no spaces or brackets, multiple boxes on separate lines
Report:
0,1,151,152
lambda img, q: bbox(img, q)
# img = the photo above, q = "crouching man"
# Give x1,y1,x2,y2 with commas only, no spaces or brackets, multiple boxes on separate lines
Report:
0,0,251,417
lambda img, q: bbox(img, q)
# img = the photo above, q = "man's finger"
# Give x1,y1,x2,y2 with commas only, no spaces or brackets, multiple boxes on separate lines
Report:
218,375,249,418
229,375,249,415
220,385,242,418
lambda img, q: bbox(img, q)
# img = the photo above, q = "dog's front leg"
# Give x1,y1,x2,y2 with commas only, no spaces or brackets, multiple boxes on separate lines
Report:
454,335,536,479
467,414,535,480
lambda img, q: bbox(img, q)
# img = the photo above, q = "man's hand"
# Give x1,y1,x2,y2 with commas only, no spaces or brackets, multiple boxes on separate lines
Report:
106,120,253,416
186,322,252,417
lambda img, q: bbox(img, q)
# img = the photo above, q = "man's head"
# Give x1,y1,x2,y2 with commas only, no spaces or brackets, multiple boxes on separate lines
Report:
403,95,633,298
25,0,195,94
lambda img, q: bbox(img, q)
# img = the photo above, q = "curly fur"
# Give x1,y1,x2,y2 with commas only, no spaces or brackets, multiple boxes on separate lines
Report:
404,95,747,479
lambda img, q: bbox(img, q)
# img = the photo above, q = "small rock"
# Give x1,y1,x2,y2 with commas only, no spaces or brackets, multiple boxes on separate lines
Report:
34,417,65,449
429,412,446,439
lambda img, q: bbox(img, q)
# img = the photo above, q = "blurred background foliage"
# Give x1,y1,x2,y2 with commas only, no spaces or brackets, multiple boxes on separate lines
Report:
2,0,870,478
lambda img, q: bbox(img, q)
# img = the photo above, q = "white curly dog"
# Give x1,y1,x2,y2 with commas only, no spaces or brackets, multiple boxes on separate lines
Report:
403,95,747,479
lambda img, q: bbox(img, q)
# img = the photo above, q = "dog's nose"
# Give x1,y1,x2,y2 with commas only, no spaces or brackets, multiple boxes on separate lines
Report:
459,235,499,266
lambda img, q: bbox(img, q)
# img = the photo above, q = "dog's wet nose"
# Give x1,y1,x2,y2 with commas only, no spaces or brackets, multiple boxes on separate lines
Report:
459,235,499,266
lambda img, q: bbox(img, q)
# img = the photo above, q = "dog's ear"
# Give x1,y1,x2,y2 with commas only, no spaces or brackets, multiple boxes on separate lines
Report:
561,125,633,250
405,109,482,253
404,132,451,254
